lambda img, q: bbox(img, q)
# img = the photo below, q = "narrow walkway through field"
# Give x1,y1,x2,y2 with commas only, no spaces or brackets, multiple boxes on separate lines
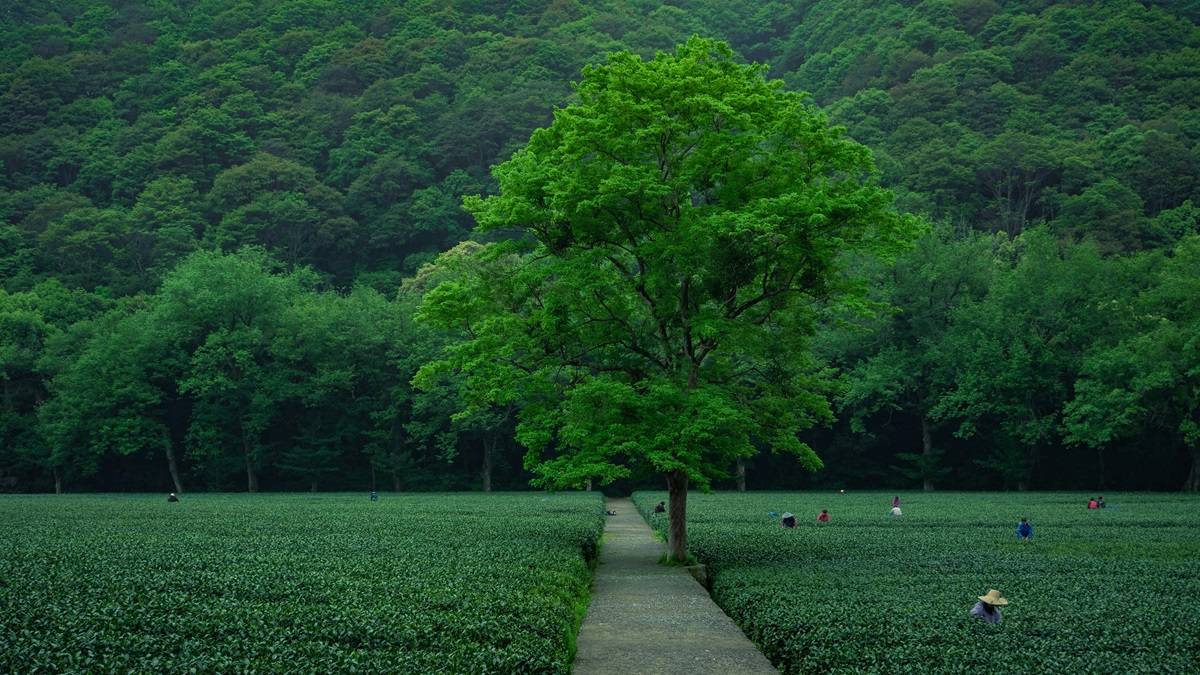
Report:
572,498,778,675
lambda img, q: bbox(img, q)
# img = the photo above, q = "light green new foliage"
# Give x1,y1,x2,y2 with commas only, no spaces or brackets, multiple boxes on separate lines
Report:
0,493,604,673
419,38,921,559
633,491,1200,673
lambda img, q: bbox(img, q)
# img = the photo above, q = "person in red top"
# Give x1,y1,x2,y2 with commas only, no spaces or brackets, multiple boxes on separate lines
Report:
816,509,830,523
1087,497,1099,509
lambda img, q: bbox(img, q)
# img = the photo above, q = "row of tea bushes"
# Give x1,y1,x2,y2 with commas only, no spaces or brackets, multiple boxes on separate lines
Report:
0,493,604,673
634,491,1200,673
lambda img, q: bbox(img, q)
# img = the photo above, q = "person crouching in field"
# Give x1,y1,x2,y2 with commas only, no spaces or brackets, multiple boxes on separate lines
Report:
654,501,666,513
970,589,1008,624
167,493,179,502
1016,518,1033,541
890,505,902,517
817,509,830,523
780,512,797,528
1088,497,1099,509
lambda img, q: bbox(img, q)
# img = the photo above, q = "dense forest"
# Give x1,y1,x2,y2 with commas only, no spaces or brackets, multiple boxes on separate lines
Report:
1,0,1197,493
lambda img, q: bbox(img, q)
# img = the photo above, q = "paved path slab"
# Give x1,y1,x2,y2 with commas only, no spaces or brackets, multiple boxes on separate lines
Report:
572,498,778,675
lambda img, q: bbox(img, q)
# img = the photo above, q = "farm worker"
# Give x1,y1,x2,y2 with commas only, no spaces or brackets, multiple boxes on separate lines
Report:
167,493,179,502
892,495,901,508
654,501,666,513
780,512,797,528
970,589,1008,624
890,506,902,517
369,490,378,501
1097,496,1106,508
1088,498,1099,509
816,509,830,523
1016,518,1033,541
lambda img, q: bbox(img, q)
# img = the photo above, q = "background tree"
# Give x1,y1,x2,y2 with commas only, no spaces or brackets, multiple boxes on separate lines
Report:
1065,235,1200,490
832,225,995,491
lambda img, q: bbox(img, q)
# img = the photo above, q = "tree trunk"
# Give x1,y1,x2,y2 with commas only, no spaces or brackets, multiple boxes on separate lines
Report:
735,457,746,492
165,440,184,495
921,416,934,492
584,478,593,491
371,465,377,492
1097,447,1106,489
392,470,400,492
242,438,258,493
666,470,689,562
481,436,493,493
310,478,318,493
1185,448,1200,492
1017,480,1030,492
53,466,62,495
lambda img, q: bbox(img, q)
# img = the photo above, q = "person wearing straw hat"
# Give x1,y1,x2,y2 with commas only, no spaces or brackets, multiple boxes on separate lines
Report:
970,589,1009,624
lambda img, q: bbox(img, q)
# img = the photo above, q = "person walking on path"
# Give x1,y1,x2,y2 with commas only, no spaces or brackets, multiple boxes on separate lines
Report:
1016,518,1033,541
970,589,1008,624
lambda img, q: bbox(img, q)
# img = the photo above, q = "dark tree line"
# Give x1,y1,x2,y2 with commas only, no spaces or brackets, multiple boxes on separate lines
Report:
1,1,1197,492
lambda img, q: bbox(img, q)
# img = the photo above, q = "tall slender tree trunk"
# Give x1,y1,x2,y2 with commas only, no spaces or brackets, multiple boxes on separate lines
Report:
1097,447,1106,489
666,469,689,563
371,465,377,492
310,478,318,493
921,416,934,492
165,439,184,495
392,470,400,492
584,478,593,491
736,457,746,492
53,466,62,495
242,437,258,493
1185,447,1200,492
481,436,493,493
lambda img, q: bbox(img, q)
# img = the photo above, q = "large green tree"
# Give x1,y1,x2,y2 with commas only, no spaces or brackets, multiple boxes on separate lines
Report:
419,38,919,560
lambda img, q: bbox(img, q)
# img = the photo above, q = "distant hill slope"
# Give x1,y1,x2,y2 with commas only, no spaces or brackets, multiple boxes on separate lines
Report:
2,0,1197,295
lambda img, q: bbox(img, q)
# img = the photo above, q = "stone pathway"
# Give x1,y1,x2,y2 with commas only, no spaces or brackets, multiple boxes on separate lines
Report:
572,498,778,675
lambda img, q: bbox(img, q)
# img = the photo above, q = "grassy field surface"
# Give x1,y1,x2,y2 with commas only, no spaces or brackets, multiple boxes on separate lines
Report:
0,493,603,673
634,491,1200,674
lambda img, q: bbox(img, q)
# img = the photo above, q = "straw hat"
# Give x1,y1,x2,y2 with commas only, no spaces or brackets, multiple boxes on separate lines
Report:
977,589,1009,606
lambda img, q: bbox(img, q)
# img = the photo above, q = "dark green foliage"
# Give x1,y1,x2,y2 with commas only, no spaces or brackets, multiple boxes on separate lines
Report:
0,493,604,673
1,2,1198,492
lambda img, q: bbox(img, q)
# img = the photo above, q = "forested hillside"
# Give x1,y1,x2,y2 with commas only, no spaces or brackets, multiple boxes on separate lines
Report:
2,0,1198,493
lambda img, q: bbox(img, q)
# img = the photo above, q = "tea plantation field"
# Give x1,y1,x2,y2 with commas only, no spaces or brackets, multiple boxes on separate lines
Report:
0,493,604,673
634,491,1200,673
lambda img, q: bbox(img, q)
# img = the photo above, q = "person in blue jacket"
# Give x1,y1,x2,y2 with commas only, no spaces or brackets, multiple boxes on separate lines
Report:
1016,517,1033,541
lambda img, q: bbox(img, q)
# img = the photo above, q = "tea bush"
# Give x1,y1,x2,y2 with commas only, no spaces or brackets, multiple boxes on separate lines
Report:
633,491,1200,673
0,493,603,673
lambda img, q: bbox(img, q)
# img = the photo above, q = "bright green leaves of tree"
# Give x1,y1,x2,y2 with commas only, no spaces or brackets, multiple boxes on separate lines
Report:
419,39,921,559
